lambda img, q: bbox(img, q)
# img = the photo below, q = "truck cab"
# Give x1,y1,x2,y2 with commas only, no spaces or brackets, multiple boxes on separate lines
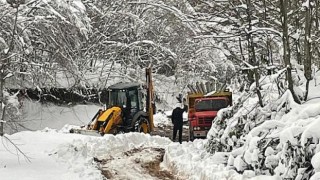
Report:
188,90,232,141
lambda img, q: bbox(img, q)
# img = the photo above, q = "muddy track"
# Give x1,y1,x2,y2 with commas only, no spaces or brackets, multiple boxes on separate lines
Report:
94,147,183,180
151,124,190,143
94,124,190,179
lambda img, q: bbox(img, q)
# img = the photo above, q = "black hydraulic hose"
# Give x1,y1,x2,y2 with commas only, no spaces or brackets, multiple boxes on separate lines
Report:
87,109,102,126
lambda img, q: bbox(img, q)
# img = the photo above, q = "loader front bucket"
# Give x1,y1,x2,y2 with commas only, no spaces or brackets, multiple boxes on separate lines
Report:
69,128,102,136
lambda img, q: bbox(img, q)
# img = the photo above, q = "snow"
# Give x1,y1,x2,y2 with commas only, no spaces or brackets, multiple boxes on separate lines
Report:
3,68,320,180
163,139,236,179
0,125,240,180
18,100,185,131
3,79,320,180
153,111,171,127
0,100,240,180
0,131,170,180
311,172,320,180
3,0,320,178
72,0,86,12
312,152,320,172
301,118,320,147
20,100,101,131
0,102,243,180
205,70,320,179
0,131,93,180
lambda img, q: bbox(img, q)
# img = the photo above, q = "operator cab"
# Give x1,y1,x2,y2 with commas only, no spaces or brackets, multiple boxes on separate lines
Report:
107,82,144,124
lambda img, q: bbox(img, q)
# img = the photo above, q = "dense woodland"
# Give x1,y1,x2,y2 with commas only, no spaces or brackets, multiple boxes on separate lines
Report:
1,0,319,98
1,0,320,179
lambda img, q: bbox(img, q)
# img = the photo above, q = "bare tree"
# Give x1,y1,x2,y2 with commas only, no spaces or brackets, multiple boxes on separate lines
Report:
279,0,301,103
245,0,263,107
0,0,91,134
0,0,23,136
304,0,313,100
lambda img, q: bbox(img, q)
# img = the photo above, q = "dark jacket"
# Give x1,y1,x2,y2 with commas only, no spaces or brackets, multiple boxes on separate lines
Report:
171,107,185,127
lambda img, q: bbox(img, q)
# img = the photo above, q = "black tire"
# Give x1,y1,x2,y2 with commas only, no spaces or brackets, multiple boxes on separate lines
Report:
188,121,194,141
189,128,194,141
134,117,150,133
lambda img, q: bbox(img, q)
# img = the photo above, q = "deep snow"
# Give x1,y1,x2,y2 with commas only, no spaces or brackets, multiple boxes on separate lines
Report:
0,102,249,180
2,72,320,179
0,107,279,180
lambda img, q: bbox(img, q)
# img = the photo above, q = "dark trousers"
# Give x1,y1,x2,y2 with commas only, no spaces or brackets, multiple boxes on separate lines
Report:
173,125,183,144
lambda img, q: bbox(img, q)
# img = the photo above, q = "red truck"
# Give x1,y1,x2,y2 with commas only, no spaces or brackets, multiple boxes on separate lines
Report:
188,90,232,141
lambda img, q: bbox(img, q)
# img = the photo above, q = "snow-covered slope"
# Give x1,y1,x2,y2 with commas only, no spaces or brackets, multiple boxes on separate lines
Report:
206,70,320,179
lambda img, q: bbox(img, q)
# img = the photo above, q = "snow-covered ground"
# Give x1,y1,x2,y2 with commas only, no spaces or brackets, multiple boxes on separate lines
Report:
2,71,320,179
0,102,246,180
0,127,246,180
0,101,283,180
2,96,320,180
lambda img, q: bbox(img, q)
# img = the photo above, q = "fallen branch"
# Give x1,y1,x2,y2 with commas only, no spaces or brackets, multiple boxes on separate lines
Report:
1,135,31,163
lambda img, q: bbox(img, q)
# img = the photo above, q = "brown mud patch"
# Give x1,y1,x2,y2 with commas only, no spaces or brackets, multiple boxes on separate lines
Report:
94,147,183,180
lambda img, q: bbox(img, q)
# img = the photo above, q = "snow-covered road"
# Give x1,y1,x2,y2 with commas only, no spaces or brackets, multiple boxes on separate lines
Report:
0,127,250,180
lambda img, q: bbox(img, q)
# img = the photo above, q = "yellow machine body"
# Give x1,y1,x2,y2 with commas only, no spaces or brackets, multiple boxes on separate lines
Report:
70,67,155,136
89,106,122,134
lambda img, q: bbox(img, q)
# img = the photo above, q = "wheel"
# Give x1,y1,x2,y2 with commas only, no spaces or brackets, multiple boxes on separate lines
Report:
189,121,194,141
189,128,194,141
134,117,150,133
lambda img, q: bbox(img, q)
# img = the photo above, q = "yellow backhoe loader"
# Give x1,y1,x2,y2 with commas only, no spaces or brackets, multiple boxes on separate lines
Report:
70,68,155,136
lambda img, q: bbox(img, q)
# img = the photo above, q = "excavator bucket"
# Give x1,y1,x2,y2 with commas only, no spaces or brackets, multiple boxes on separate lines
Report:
69,128,102,136
69,107,122,136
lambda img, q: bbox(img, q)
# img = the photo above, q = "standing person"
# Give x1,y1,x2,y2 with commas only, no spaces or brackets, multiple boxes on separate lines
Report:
171,103,186,144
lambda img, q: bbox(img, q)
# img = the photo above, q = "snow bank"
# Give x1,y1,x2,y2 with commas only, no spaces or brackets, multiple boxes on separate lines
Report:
154,111,172,127
0,131,91,180
163,139,241,180
206,72,320,179
53,132,172,179
0,130,171,180
19,100,101,132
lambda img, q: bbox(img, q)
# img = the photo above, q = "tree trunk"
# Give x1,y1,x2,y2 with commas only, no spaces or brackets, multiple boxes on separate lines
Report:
0,6,20,136
263,0,273,66
304,0,313,101
0,66,4,136
279,0,301,104
295,0,302,65
246,0,264,107
315,0,320,68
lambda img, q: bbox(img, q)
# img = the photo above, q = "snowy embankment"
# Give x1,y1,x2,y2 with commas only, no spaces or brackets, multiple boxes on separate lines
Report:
164,140,241,180
0,129,171,180
0,100,246,180
0,129,246,180
206,69,320,179
9,72,320,180
20,100,101,131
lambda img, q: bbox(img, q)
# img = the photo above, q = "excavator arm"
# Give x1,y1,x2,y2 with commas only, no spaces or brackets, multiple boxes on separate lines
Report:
146,67,155,132
70,106,122,136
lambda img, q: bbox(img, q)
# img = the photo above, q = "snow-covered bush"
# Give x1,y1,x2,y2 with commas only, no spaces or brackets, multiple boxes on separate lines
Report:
2,90,22,134
205,70,320,179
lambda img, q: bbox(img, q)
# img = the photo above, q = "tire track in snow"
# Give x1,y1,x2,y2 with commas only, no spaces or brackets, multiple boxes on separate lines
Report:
94,147,182,180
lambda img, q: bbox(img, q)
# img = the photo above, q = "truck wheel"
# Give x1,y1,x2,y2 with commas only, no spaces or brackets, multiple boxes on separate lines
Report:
134,117,150,133
189,129,194,142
